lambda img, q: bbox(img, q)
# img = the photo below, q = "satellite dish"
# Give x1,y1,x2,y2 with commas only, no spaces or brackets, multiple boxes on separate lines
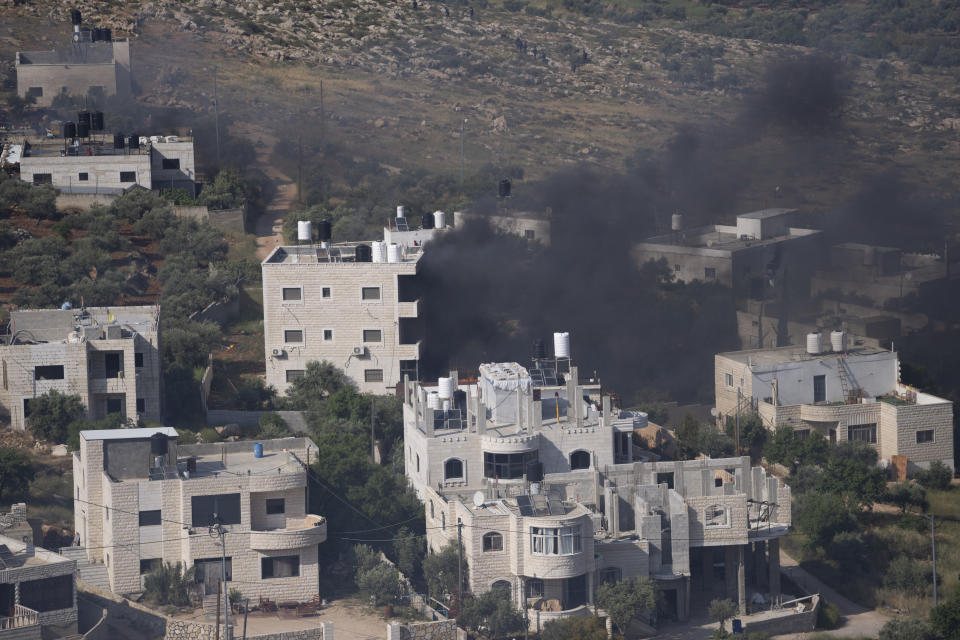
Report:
107,312,115,323
472,491,485,508
710,407,719,417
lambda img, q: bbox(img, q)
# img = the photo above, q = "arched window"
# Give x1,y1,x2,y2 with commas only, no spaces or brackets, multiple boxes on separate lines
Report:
444,458,464,480
482,532,503,552
570,450,590,470
601,567,621,585
491,580,511,599
704,504,729,528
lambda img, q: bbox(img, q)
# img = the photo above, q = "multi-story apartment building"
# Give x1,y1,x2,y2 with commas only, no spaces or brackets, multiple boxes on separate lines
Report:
73,429,326,602
1,306,162,431
403,338,791,629
715,337,955,471
0,533,79,639
262,232,423,394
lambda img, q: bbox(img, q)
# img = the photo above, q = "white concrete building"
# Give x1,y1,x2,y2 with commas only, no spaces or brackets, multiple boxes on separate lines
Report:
261,232,423,395
715,340,955,471
16,37,131,108
1,306,162,432
0,533,79,638
73,430,326,603
403,339,791,628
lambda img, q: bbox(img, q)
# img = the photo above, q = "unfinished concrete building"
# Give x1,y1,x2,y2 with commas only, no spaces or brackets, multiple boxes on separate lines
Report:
715,338,955,472
15,12,131,108
73,429,326,603
0,533,79,638
403,336,791,629
0,306,162,432
262,225,423,394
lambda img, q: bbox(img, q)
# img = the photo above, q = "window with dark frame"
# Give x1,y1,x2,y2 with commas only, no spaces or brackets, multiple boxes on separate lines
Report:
35,365,64,380
19,574,72,612
322,287,331,298
282,287,302,301
119,171,136,183
656,471,675,489
444,459,463,480
161,158,180,170
813,375,826,403
569,450,590,470
361,287,381,300
323,329,333,341
482,532,503,552
261,555,300,579
136,398,145,413
78,172,89,181
286,369,305,382
284,329,304,343
139,510,161,526
483,451,537,479
266,498,285,515
362,329,382,343
917,429,934,444
135,352,144,368
364,369,384,383
32,174,52,185
140,558,161,575
191,493,241,527
526,578,544,599
848,423,877,444
524,229,535,239
600,567,621,584
27,87,43,98
705,267,717,279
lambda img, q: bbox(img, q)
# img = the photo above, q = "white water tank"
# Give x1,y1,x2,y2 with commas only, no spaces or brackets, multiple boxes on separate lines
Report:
434,210,447,229
437,376,454,399
297,221,312,242
806,332,822,355
554,332,571,359
671,213,683,231
633,411,649,430
387,243,401,263
427,392,441,410
371,241,386,263
830,330,846,353
396,205,405,218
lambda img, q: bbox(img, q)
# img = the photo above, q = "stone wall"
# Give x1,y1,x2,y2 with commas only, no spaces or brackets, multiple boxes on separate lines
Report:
247,621,332,640
743,595,819,636
0,626,41,640
386,620,457,640
165,619,232,640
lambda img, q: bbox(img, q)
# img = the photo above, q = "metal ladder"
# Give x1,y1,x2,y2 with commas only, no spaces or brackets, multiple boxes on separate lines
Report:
837,356,854,403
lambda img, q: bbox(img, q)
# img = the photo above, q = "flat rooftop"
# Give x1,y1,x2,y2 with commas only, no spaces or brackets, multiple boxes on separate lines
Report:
264,243,423,265
0,535,72,569
640,225,819,252
19,135,192,159
82,427,177,441
18,42,116,65
738,208,796,220
718,344,892,368
181,447,303,479
7,305,159,344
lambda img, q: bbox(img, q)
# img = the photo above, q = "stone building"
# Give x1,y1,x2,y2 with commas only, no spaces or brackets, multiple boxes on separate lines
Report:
0,306,162,432
0,533,79,638
73,430,326,603
715,339,955,471
403,336,791,629
261,231,424,395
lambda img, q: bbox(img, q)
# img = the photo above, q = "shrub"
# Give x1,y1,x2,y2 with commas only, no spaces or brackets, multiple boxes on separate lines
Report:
258,413,291,439
879,617,939,640
914,460,953,491
817,598,841,629
883,556,934,597
357,562,403,605
144,562,195,606
199,427,221,443
0,448,35,500
26,390,86,443
458,588,524,638
885,482,928,513
541,615,607,640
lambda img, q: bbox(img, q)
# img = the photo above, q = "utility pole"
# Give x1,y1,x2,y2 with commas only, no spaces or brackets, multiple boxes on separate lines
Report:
209,515,229,634
736,388,741,457
242,598,249,640
459,119,467,185
522,576,529,640
370,397,376,462
215,582,221,640
926,514,938,606
213,65,221,167
457,520,464,607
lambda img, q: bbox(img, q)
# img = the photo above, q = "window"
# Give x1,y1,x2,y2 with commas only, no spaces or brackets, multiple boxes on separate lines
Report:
794,429,810,439
23,398,31,417
78,172,88,181
917,430,935,444
323,329,333,341
139,510,161,526
524,229,535,239
140,558,161,575
569,450,590,470
119,171,136,183
191,493,241,527
725,373,734,388
32,173,52,185
705,267,717,279
482,532,503,552
363,329,382,343
361,287,381,300
848,423,877,444
365,369,384,383
530,526,581,555
104,353,121,378
813,375,826,403
484,452,537,479
715,477,723,488
162,158,180,170
601,567,622,585
674,264,681,272
106,398,123,415
444,458,464,480
526,579,544,599
491,580,511,597
27,87,43,98
19,574,72,612
261,555,300,579
656,471,674,489
282,287,302,301
430,501,434,519
705,504,730,528
135,352,144,368
35,365,65,380
322,287,331,298
266,498,285,515
416,454,420,473
136,398,145,413
286,369,305,382
284,329,304,343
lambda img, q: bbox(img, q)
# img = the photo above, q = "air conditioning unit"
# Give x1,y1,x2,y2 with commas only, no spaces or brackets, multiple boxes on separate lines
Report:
272,348,286,357
352,346,365,356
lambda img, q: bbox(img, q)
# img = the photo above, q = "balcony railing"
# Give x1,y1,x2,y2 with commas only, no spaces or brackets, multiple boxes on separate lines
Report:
0,604,40,630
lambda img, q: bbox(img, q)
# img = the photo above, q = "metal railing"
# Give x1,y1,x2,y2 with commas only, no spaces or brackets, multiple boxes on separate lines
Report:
0,604,40,630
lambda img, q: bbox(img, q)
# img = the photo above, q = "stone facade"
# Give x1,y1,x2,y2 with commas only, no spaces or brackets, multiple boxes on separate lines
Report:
16,40,131,107
387,619,457,640
0,534,78,635
1,306,161,431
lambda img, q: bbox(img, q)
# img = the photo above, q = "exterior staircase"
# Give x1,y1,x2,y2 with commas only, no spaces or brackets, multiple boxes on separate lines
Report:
59,546,110,591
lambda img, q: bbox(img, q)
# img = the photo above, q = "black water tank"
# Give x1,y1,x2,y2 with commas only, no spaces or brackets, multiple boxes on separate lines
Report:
421,213,435,229
78,111,91,127
499,179,511,198
103,28,112,42
453,389,467,414
316,219,332,241
113,133,125,149
532,339,546,360
128,135,139,149
150,432,168,456
71,9,82,25
91,111,104,130
525,461,543,482
355,244,372,262
63,122,77,139
91,28,101,42
77,122,90,138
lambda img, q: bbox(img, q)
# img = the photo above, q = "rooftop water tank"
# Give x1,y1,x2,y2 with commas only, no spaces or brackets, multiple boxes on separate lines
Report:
421,213,435,230
297,221,312,242
316,219,332,241
434,211,446,229
354,244,372,262
427,392,441,410
633,411,649,430
371,241,386,263
77,122,90,138
396,205,405,218
63,122,77,139
150,432,168,456
78,111,90,127
830,330,846,353
387,243,401,263
254,442,263,458
437,377,454,399
128,135,139,150
113,133,125,149
554,332,571,359
91,111,104,130
806,332,822,355
532,339,546,360
671,213,684,231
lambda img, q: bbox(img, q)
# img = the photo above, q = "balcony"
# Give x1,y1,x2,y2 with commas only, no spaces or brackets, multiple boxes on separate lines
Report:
89,375,129,394
249,514,327,551
0,605,40,634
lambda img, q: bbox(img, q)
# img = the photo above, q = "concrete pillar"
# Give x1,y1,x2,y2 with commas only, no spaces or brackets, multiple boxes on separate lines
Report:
680,577,690,621
724,546,737,600
587,570,595,605
424,408,435,436
768,538,781,604
387,623,401,640
477,400,487,435
737,545,746,615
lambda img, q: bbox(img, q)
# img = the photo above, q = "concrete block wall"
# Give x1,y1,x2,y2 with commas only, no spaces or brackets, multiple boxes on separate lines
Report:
19,153,151,192
889,401,955,468
714,355,753,419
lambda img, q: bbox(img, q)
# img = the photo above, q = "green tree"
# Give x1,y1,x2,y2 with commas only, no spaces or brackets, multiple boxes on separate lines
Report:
880,617,940,640
708,598,737,636
26,390,86,443
423,540,467,601
357,562,403,606
794,492,856,549
458,587,524,639
143,562,195,606
257,413,291,438
351,544,381,583
724,412,767,461
885,482,928,514
930,589,960,640
285,360,348,410
818,441,886,510
393,526,425,580
541,615,608,640
914,460,953,491
596,577,659,636
884,556,935,598
0,448,34,499
66,413,127,452
198,169,249,210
